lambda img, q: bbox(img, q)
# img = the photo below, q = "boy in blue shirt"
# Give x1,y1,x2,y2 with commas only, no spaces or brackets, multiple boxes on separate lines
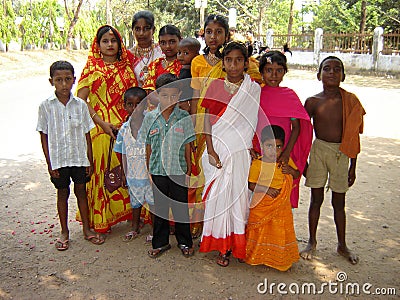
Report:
141,73,195,258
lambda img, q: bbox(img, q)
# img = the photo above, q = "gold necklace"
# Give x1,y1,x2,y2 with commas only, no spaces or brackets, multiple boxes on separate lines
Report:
135,45,153,58
224,77,244,94
206,52,220,66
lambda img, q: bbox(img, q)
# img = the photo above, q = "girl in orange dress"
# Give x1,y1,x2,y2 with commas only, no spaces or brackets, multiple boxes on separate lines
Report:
246,125,300,271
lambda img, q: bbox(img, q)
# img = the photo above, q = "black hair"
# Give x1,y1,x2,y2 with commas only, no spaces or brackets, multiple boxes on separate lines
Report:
318,56,345,77
131,10,155,29
222,41,249,60
159,24,182,40
96,25,122,61
261,125,285,144
203,14,229,57
259,50,288,74
124,87,147,104
50,60,74,78
179,37,201,53
221,41,249,72
155,73,180,90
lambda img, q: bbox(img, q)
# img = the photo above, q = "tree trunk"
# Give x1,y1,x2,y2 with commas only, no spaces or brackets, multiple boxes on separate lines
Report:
287,0,294,46
358,0,367,53
65,0,83,50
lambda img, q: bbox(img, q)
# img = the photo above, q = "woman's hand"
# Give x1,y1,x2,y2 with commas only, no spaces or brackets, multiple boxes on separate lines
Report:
98,120,118,139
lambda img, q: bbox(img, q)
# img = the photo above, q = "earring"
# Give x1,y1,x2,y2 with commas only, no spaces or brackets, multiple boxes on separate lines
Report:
222,67,226,72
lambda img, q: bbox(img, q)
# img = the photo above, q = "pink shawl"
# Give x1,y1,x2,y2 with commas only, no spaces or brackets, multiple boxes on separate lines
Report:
255,85,313,208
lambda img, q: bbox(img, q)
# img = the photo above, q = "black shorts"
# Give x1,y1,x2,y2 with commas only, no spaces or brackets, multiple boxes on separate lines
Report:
50,166,89,189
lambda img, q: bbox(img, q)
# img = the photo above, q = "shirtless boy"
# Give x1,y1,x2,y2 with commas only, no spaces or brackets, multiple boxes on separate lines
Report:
301,56,365,264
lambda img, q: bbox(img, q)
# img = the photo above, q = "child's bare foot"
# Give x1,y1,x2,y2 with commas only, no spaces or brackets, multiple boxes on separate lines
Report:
337,246,359,265
300,242,316,260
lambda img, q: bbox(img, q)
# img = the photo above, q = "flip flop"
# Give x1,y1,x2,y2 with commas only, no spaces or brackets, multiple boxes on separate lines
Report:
216,250,231,267
178,244,195,257
55,238,69,251
123,230,140,242
85,234,105,245
148,244,171,259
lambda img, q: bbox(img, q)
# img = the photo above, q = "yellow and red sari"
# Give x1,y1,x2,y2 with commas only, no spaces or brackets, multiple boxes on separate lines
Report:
77,25,138,233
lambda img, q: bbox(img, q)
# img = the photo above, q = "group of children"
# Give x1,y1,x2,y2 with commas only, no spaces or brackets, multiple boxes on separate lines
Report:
36,13,365,271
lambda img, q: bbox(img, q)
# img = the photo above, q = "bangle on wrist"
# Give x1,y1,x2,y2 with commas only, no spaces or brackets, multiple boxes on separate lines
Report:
91,112,97,119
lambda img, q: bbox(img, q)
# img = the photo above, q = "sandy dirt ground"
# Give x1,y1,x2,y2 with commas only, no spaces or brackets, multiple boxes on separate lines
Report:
0,51,399,299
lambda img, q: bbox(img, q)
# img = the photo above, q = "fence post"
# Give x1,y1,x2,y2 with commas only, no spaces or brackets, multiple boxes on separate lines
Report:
266,29,274,49
314,28,323,66
372,27,384,70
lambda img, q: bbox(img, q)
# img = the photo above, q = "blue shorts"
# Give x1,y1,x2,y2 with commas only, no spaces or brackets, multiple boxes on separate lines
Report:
127,179,154,208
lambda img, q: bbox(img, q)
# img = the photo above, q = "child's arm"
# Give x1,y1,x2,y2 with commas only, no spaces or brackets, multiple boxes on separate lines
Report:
348,157,357,187
204,108,221,168
279,118,300,164
281,162,300,179
121,154,127,188
39,132,59,178
85,132,94,179
145,144,151,172
184,143,192,176
248,182,281,198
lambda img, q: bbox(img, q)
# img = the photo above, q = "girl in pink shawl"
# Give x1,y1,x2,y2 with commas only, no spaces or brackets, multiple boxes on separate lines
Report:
253,51,312,208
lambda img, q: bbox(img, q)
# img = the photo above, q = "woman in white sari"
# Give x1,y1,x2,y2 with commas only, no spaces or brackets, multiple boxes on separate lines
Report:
199,42,260,267
129,10,163,87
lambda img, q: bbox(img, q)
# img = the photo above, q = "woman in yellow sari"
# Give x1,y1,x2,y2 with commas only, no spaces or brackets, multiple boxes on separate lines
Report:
246,125,300,271
77,25,138,233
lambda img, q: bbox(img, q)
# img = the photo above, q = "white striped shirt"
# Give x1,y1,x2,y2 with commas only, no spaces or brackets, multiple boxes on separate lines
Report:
36,93,95,170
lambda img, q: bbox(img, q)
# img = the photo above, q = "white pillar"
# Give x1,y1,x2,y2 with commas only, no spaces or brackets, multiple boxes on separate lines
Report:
373,27,384,70
314,28,323,66
266,29,274,49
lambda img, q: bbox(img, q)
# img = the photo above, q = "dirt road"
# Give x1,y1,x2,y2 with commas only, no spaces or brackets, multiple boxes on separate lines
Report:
0,51,399,299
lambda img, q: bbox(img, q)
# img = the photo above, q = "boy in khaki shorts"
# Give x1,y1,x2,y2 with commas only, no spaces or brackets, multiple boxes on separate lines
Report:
301,56,365,264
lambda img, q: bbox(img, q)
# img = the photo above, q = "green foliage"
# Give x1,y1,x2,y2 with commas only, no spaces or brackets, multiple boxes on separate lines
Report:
17,0,64,49
0,0,18,44
308,0,399,33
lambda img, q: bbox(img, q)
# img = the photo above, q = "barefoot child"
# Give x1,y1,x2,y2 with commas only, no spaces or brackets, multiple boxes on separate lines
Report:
141,73,195,258
246,125,300,271
37,60,105,250
113,87,154,242
301,56,365,264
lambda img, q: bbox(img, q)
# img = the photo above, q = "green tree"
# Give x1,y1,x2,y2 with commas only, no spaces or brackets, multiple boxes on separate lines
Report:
0,0,18,50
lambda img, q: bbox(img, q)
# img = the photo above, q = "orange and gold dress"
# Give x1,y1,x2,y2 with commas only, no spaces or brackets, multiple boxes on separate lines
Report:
246,158,300,271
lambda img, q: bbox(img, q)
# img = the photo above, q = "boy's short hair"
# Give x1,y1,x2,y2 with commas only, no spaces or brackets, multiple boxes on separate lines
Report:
261,125,285,143
318,56,345,77
124,87,147,104
155,73,180,90
179,38,201,54
50,61,74,78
